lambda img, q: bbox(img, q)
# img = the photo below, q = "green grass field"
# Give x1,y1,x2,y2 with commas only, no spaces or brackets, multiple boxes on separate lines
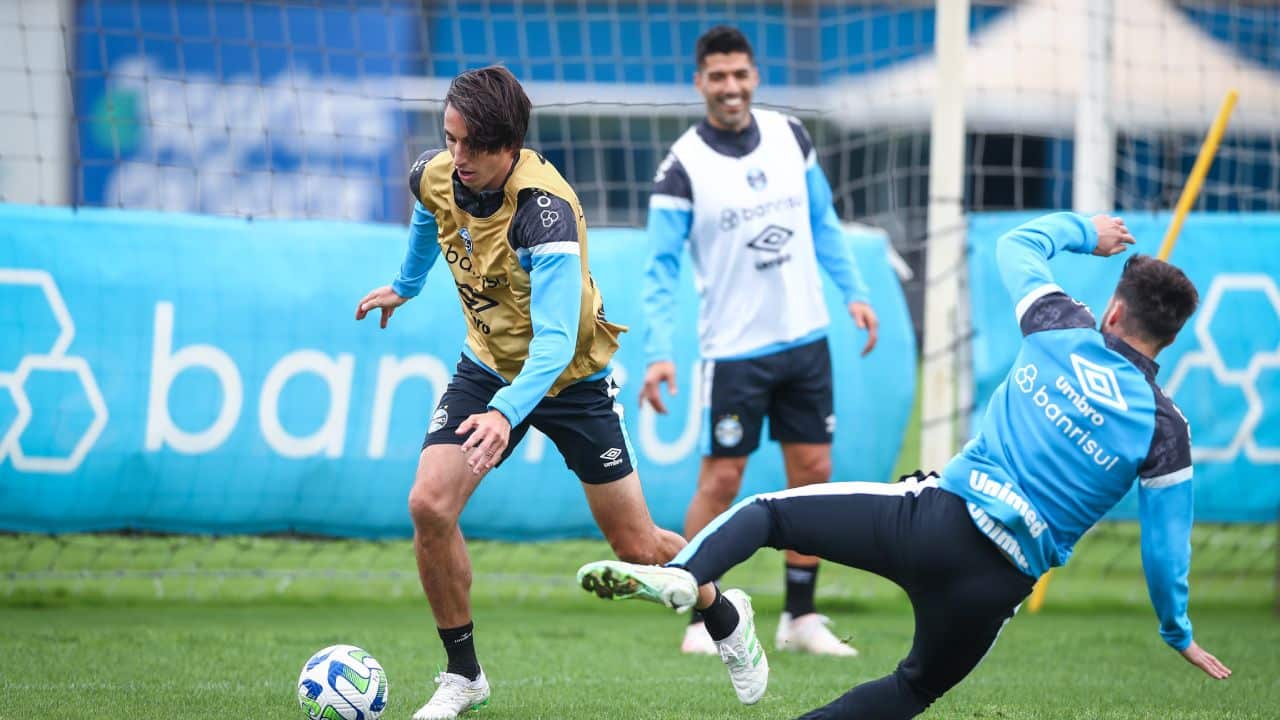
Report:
2,530,1277,720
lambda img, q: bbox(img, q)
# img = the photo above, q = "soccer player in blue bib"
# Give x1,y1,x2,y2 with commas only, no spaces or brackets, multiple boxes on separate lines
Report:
641,25,877,658
580,212,1231,717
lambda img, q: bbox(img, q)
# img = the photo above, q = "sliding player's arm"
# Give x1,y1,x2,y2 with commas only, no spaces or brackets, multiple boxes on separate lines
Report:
639,151,694,414
788,116,878,355
356,150,444,327
996,212,1133,334
460,189,583,470
1137,407,1230,679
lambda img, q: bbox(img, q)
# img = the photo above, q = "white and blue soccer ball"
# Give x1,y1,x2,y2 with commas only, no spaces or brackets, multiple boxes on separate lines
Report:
297,644,388,720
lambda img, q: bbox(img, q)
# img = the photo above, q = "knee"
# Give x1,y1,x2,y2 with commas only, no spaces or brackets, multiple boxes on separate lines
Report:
789,454,832,486
893,664,941,714
699,461,747,508
407,479,456,537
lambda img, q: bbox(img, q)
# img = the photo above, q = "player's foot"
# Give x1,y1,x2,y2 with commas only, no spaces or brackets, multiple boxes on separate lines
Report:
576,560,698,612
776,612,859,657
716,589,769,705
681,621,719,655
412,669,490,720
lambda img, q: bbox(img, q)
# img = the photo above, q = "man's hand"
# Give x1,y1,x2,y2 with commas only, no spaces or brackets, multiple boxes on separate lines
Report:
848,302,879,356
457,410,512,475
356,285,409,329
1091,214,1136,258
640,361,678,415
1179,641,1232,680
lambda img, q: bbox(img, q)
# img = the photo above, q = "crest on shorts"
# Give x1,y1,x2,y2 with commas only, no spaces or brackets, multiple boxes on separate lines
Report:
825,413,837,435
459,228,474,256
430,405,449,433
714,415,743,448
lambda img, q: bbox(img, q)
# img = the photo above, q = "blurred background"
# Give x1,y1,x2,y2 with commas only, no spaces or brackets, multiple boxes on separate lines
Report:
1,0,1277,621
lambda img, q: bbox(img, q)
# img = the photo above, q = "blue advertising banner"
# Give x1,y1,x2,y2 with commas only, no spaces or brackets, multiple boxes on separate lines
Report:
969,212,1280,522
0,204,915,538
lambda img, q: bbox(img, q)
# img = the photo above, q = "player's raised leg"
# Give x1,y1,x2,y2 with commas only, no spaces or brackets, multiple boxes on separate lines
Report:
407,444,492,720
789,483,1034,719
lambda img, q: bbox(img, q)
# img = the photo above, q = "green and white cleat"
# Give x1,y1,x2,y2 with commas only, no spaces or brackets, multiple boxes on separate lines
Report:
412,670,490,720
576,560,699,612
717,589,769,705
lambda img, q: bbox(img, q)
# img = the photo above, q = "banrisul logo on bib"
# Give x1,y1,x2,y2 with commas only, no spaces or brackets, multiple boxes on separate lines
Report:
1015,359,1120,471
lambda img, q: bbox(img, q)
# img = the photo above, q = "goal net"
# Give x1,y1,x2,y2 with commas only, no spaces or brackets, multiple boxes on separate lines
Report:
2,0,1277,603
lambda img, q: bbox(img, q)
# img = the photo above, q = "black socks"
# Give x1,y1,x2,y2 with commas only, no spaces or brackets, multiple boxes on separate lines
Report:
438,622,481,681
784,563,818,618
700,588,741,642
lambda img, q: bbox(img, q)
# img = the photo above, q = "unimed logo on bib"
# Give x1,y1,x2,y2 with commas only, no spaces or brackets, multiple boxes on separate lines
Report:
1069,354,1128,412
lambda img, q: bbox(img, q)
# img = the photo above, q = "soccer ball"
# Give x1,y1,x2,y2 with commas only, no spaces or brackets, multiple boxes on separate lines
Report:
297,644,388,720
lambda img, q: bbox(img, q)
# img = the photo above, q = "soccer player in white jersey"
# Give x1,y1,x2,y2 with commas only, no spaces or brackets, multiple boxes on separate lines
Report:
640,25,879,656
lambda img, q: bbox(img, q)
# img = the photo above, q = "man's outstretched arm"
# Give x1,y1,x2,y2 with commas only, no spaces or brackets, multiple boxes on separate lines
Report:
1137,405,1231,680
996,212,1134,334
356,200,440,328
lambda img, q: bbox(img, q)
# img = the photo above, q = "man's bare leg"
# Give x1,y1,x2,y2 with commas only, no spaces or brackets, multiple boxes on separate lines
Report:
583,470,686,564
407,445,488,667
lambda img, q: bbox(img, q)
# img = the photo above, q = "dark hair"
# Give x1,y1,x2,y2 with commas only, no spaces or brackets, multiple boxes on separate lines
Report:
444,66,531,153
1113,254,1199,347
696,25,754,68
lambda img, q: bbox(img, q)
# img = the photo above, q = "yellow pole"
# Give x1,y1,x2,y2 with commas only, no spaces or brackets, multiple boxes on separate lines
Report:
1159,89,1239,261
1029,89,1238,616
1027,569,1053,613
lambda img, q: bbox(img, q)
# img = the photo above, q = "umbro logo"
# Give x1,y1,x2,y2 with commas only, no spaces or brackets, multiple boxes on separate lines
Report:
600,447,625,468
1070,353,1128,412
747,225,793,253
455,283,498,313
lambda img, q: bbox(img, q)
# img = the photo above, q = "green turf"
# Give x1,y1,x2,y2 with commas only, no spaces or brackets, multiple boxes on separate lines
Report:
1,533,1276,719
0,594,1274,719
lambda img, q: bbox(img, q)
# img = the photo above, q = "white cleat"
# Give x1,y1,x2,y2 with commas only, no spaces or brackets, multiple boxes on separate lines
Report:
412,670,490,720
716,589,769,705
776,612,859,657
681,621,719,655
576,560,699,612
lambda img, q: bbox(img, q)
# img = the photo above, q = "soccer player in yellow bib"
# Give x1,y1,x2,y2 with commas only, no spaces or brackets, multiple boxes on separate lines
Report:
355,66,688,720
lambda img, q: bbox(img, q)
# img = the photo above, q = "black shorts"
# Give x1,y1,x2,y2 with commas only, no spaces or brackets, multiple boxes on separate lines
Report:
674,472,1036,717
423,355,635,484
701,337,834,457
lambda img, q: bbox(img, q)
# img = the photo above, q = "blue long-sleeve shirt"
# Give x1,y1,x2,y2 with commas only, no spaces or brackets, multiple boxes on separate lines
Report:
939,212,1194,650
391,201,440,299
807,160,870,307
391,196,584,427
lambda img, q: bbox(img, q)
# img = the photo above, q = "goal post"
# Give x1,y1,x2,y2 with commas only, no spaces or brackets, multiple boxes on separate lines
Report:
920,0,972,471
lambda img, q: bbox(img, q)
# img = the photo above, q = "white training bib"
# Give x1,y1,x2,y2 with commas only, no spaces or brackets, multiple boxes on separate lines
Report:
670,109,829,359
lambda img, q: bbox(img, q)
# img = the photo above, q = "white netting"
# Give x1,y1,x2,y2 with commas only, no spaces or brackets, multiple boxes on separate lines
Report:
2,0,1278,595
